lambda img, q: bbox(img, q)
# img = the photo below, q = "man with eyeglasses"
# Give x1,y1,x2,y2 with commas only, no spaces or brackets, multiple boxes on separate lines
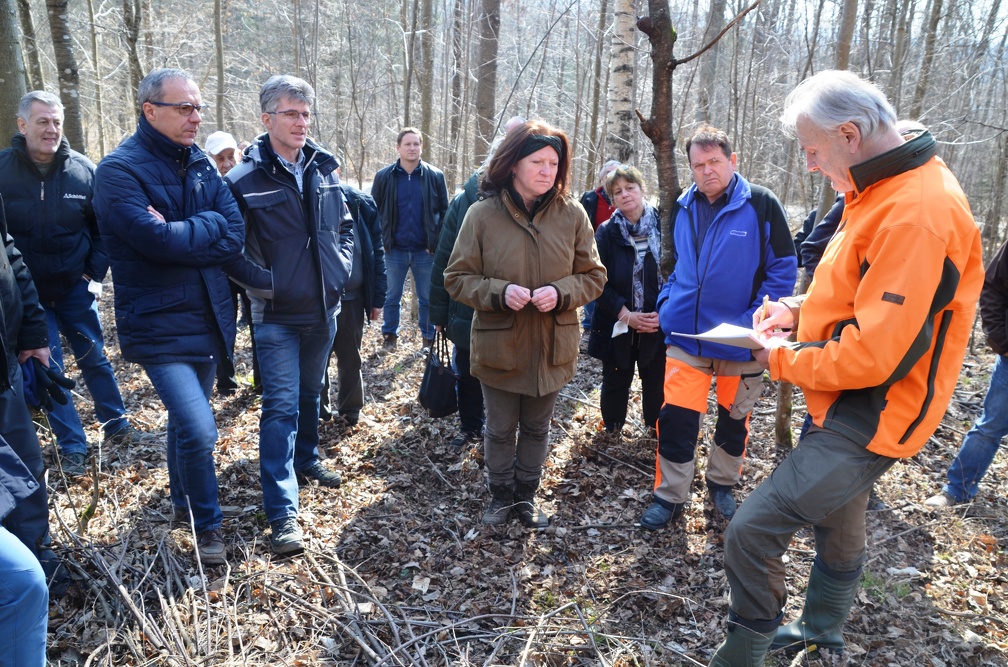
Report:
372,127,449,350
226,75,354,556
93,68,271,566
0,90,150,479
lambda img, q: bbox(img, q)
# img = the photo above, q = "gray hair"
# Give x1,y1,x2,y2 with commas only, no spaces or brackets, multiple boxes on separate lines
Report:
598,159,622,184
781,70,896,142
138,68,193,106
17,91,63,121
259,75,315,113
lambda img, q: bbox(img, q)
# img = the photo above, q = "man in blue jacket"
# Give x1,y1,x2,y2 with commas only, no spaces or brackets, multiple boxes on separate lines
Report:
227,75,354,555
0,91,147,478
372,128,448,350
640,125,797,530
94,68,271,565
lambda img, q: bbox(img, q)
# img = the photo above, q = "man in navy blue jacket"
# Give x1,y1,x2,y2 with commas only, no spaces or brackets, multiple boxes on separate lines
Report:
227,75,354,555
640,125,797,530
0,91,146,478
94,68,270,565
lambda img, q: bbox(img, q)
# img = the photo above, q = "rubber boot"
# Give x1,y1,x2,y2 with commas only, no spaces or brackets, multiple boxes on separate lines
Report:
481,484,513,525
772,559,861,652
513,480,549,528
709,613,778,667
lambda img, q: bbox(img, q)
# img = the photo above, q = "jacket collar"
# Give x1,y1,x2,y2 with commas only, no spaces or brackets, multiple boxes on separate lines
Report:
246,132,338,178
136,115,198,166
393,158,425,177
849,131,936,194
10,133,71,170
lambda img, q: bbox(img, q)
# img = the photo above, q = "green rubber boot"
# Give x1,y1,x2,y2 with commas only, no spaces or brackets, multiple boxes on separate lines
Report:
772,560,861,652
709,615,777,667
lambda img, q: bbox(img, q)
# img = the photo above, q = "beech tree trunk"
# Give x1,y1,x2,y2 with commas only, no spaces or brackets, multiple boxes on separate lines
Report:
15,0,44,90
47,0,86,151
0,0,27,141
473,0,500,161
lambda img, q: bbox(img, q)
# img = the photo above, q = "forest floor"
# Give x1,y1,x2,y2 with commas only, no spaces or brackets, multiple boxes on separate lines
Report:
39,289,1008,666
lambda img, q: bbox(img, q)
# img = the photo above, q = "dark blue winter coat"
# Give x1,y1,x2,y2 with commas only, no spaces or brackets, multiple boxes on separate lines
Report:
93,116,270,366
0,135,107,303
658,174,797,361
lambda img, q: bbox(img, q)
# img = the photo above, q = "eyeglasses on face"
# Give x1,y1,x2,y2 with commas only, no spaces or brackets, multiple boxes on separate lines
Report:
268,109,312,122
148,101,208,117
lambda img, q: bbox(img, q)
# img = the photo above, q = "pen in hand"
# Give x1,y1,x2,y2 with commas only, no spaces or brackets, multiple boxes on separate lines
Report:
762,294,770,321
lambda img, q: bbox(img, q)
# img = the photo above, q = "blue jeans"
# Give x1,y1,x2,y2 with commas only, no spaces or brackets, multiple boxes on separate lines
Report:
254,318,335,523
0,526,47,667
45,280,129,454
581,300,596,329
945,354,1008,502
142,361,222,532
382,248,434,339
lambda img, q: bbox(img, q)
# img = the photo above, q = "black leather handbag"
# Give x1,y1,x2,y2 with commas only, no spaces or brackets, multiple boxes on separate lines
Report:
418,331,458,418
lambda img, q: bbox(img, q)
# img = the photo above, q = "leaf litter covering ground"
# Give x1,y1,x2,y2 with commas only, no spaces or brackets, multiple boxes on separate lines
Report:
37,290,1008,666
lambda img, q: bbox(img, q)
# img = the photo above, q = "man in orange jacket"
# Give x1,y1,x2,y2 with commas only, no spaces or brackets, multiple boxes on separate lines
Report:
708,70,984,666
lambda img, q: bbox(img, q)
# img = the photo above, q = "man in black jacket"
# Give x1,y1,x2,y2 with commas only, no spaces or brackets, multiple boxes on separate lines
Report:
0,91,145,478
320,175,387,425
372,128,448,349
0,197,65,595
227,75,354,555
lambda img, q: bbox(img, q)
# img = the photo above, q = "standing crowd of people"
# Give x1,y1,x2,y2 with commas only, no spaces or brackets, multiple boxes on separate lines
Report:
0,66,999,667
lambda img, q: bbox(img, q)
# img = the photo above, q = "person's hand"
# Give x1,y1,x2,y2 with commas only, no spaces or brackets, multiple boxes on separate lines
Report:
21,357,75,410
147,205,165,222
631,311,660,333
530,285,558,312
753,300,794,338
18,347,50,366
505,284,532,311
434,324,444,332
753,346,772,369
369,308,381,321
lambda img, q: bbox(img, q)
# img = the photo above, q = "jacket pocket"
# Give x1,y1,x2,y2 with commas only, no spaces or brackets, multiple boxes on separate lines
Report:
472,310,516,371
316,184,345,232
267,235,315,315
133,284,188,315
551,308,579,367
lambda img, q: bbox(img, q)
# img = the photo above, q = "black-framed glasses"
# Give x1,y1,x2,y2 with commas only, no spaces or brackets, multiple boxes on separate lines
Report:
268,109,312,122
148,101,209,117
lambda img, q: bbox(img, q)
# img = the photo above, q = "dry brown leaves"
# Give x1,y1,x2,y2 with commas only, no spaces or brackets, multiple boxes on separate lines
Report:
37,294,1008,665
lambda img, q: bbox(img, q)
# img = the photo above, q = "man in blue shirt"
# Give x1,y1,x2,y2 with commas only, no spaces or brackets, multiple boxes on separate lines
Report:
371,128,448,349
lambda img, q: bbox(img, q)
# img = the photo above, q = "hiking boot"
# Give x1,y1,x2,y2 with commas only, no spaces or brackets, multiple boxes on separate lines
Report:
482,484,513,525
104,424,150,447
196,529,226,565
270,517,304,555
924,491,958,508
339,412,360,426
640,501,684,530
710,487,738,520
382,333,397,349
450,430,481,449
296,461,343,488
62,451,87,478
514,480,549,528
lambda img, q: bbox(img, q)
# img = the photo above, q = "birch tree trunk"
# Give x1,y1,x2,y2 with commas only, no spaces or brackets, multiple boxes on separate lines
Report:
607,0,636,163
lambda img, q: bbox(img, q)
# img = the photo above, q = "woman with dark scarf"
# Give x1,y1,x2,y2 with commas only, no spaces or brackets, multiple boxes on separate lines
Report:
587,165,665,434
445,121,606,528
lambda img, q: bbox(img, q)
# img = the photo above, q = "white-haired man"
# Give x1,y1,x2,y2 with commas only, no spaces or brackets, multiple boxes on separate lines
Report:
708,70,983,665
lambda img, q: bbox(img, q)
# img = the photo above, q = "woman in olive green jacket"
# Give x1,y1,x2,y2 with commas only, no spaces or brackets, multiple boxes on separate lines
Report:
444,120,606,528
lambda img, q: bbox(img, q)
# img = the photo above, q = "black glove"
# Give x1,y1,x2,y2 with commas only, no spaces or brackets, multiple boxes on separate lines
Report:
21,357,75,411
